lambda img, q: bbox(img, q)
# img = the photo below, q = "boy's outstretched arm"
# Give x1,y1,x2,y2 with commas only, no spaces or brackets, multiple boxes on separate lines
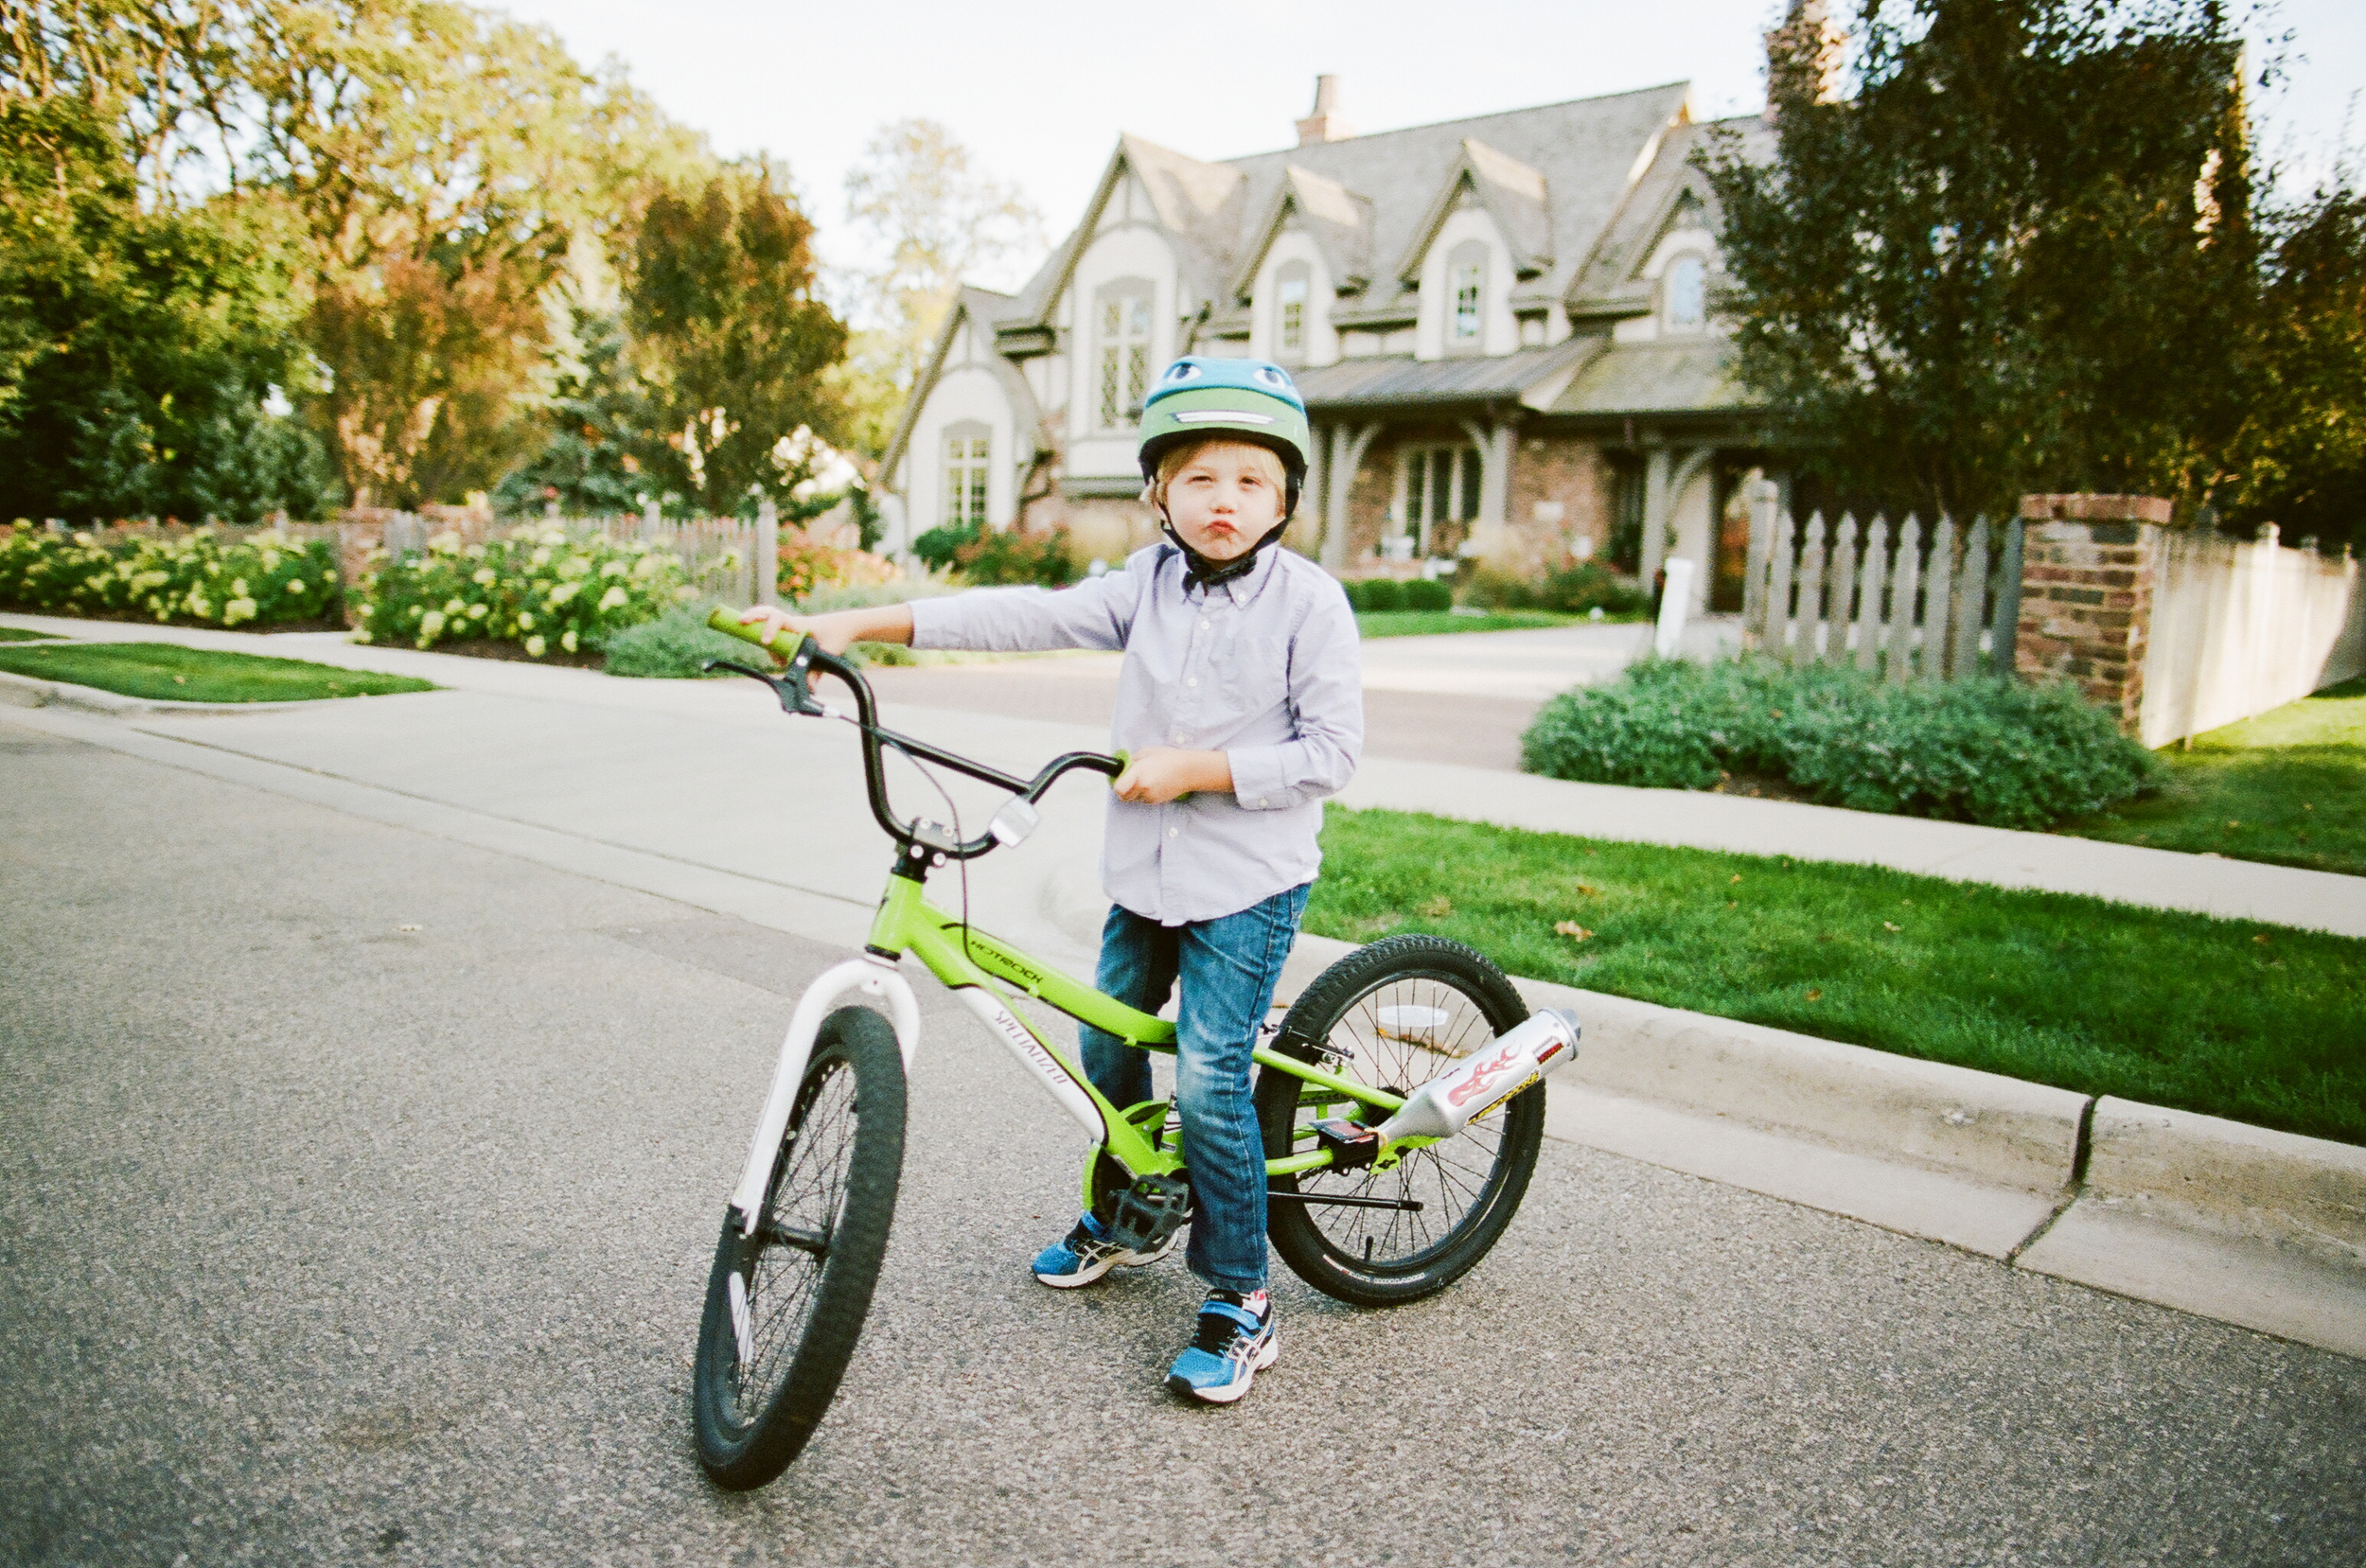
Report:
738,602,912,656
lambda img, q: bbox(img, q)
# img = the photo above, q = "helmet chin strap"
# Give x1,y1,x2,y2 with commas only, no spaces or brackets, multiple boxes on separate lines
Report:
1157,514,1287,591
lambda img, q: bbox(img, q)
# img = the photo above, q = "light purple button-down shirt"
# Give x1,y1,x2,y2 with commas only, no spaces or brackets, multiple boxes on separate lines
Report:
907,540,1363,925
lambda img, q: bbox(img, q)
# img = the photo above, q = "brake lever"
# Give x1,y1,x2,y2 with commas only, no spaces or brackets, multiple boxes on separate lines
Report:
702,658,824,717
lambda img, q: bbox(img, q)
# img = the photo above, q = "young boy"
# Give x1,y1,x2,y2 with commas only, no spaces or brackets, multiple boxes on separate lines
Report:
740,357,1361,1403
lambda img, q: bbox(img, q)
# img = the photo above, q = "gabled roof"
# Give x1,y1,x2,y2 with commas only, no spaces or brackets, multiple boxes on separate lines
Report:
993,135,1245,340
1389,139,1555,284
986,79,1698,340
1225,165,1378,302
879,286,1043,482
1567,115,1770,317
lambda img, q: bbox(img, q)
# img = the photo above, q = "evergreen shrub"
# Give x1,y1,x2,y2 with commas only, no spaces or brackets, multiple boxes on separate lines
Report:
0,525,340,626
1404,578,1453,611
353,527,689,657
1520,657,2162,830
601,600,753,678
1358,578,1406,611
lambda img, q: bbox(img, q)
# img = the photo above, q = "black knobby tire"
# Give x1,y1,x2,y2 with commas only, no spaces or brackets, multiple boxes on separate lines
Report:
1257,935,1545,1307
693,1006,907,1489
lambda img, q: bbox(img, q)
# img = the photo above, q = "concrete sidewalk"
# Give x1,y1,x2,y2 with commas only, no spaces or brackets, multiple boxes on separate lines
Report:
6,609,2360,937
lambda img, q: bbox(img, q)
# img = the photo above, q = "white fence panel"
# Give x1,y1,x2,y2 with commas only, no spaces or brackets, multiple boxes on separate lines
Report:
2140,528,2364,747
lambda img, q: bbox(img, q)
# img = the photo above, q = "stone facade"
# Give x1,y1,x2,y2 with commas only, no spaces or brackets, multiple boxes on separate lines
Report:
2013,493,2174,731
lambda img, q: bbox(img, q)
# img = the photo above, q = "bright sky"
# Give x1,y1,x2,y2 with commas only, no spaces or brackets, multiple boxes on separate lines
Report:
495,0,2364,293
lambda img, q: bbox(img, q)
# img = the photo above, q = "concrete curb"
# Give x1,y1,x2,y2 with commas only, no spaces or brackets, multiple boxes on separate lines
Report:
1274,929,2365,1357
9,687,2361,1360
0,665,407,717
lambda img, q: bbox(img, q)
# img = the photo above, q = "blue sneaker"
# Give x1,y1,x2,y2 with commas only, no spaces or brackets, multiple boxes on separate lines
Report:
1165,1290,1278,1403
1031,1210,1177,1289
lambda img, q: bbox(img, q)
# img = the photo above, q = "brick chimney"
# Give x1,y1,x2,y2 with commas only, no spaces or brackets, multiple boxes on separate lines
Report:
1296,75,1353,147
1762,1,1845,121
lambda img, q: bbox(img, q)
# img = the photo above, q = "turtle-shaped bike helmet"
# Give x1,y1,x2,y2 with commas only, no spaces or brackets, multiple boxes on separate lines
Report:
1136,357,1313,585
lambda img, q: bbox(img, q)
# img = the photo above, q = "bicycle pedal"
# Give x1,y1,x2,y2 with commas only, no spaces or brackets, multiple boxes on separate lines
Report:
1105,1172,1192,1255
1311,1118,1382,1172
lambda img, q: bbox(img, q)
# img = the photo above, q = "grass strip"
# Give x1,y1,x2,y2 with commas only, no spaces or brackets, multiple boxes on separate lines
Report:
1309,808,2366,1146
0,625,62,642
1357,609,1596,638
0,642,436,702
2057,676,2366,877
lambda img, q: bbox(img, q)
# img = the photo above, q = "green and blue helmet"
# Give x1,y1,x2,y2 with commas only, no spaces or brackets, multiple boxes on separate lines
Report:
1137,356,1313,520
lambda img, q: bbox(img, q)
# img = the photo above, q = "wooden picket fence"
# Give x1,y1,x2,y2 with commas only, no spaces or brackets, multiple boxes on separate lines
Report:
380,502,775,607
1741,486,2026,680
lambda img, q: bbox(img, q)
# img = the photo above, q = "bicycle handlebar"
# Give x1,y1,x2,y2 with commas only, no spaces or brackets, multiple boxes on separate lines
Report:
703,608,1127,860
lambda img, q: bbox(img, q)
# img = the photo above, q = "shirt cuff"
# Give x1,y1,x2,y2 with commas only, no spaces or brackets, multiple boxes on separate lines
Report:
906,596,961,651
1226,745,1296,811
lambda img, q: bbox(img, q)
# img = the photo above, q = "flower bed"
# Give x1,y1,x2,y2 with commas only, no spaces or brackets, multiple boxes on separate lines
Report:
0,525,341,627
1520,657,2162,830
352,527,690,657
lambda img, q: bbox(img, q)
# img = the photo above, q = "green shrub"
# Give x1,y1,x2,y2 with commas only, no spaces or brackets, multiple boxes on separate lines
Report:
601,601,759,678
0,525,341,627
1465,559,1649,615
1359,578,1406,611
1520,657,2163,830
955,524,1076,586
911,520,980,572
352,526,689,657
1404,577,1453,611
1335,578,1365,610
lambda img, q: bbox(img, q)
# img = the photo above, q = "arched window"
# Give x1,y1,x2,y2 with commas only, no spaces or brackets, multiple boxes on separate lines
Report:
1275,260,1312,360
1446,238,1489,352
1094,277,1154,430
943,421,990,528
1665,254,1706,331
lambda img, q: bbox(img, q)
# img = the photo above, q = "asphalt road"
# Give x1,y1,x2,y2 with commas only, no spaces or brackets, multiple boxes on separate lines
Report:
4,719,2362,1567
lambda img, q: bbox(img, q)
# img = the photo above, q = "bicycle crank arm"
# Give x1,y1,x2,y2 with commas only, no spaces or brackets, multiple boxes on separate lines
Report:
1267,1189,1425,1212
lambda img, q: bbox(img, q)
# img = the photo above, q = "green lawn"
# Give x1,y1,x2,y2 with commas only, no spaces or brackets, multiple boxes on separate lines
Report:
0,642,436,702
2057,676,2366,876
0,625,62,643
1309,808,2366,1145
1357,609,1603,638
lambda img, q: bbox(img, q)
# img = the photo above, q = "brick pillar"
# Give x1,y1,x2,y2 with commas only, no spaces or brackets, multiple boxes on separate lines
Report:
2013,493,2173,732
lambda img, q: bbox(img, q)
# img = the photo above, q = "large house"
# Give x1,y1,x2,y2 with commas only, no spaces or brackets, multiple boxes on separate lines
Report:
878,75,1778,612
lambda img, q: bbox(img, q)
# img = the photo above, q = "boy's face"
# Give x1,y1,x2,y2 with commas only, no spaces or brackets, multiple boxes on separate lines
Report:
1161,442,1286,563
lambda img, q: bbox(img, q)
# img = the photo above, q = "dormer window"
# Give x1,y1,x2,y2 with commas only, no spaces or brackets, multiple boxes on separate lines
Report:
1096,278,1154,429
1446,238,1488,351
1665,254,1706,332
1276,264,1311,359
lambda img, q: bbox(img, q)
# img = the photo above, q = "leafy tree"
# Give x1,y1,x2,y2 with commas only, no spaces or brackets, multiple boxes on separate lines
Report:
0,85,336,520
1700,0,2257,519
838,118,1040,453
2216,183,2366,548
626,161,849,514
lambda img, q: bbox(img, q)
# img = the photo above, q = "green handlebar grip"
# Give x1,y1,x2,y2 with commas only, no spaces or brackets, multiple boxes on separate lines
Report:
705,607,803,661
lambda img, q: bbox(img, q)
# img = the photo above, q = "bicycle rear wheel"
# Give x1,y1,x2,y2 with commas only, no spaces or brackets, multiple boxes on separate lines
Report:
693,1006,906,1489
1257,935,1543,1307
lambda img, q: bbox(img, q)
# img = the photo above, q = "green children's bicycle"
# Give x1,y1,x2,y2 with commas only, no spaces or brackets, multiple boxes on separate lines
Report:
690,612,1583,1489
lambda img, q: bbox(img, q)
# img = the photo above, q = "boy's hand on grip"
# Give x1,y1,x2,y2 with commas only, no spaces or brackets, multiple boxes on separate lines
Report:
1111,746,1232,804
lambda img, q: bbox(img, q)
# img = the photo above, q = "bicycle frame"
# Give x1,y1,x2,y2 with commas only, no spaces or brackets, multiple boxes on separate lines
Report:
726,872,1408,1238
701,613,1411,1240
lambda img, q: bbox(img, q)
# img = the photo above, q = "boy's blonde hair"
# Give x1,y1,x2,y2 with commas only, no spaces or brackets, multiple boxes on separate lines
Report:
1147,436,1289,515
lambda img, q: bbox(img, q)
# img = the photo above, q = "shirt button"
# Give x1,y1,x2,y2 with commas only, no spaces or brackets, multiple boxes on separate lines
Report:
1186,677,1197,687
1168,826,1179,837
1257,798,1267,807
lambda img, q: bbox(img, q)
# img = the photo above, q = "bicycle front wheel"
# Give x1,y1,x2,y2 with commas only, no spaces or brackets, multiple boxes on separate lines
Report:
1257,935,1543,1307
693,1005,906,1489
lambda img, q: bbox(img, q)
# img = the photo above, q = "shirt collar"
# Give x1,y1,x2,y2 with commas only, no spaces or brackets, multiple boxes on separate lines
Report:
1170,539,1281,608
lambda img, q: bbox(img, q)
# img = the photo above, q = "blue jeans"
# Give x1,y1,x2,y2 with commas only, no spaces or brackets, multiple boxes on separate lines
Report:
1078,884,1310,1295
